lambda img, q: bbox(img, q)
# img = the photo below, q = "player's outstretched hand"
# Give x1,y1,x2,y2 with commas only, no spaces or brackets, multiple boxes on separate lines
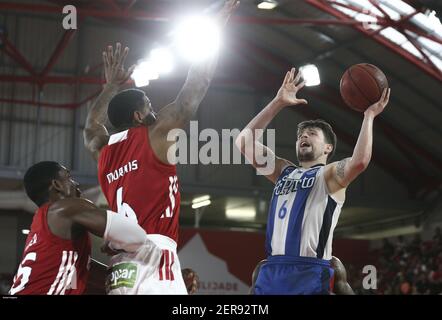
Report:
102,42,135,87
275,67,308,107
365,88,390,118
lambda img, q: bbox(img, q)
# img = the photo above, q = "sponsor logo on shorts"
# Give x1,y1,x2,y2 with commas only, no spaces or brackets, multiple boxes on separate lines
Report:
106,262,138,290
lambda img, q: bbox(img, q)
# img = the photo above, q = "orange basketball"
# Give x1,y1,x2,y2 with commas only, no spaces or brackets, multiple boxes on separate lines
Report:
340,63,388,112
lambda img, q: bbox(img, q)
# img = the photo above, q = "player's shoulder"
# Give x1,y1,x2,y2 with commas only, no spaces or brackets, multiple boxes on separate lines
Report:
49,198,96,217
279,161,298,176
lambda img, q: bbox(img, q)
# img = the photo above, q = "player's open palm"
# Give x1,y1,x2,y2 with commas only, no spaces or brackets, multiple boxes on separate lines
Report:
102,42,135,86
365,88,391,117
275,68,308,107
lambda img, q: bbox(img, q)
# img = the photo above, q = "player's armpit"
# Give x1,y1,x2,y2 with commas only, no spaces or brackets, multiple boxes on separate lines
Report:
83,128,109,161
267,156,294,184
235,133,293,184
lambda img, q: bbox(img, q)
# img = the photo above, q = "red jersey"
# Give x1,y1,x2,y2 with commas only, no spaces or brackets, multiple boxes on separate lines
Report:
98,126,180,242
10,203,91,295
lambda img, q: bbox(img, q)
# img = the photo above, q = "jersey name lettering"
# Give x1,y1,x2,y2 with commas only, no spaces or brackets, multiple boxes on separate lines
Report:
106,160,138,184
274,175,316,196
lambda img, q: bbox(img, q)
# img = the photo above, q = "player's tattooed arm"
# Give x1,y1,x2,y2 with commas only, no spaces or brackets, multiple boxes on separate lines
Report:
336,158,347,180
326,88,390,193
83,43,134,161
153,1,240,131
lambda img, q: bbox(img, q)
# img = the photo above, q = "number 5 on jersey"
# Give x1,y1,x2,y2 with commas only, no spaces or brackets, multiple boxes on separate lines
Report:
161,176,178,219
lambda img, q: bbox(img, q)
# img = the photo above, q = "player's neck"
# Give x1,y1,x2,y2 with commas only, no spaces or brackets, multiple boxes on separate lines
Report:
299,160,326,169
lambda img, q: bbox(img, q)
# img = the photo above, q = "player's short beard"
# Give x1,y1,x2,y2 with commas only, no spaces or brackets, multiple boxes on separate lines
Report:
297,148,316,162
144,111,158,126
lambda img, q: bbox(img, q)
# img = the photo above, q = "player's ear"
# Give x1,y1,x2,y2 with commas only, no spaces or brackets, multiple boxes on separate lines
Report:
51,179,63,193
324,143,333,156
133,111,143,124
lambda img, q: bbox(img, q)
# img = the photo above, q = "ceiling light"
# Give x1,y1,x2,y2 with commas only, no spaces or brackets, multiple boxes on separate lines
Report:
192,199,211,209
299,64,321,87
257,1,278,10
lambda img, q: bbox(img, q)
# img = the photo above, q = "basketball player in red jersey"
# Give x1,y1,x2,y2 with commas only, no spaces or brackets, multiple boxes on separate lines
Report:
83,0,240,294
9,161,158,295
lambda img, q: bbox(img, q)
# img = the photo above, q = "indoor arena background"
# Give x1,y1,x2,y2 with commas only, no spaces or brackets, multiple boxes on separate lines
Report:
0,0,441,295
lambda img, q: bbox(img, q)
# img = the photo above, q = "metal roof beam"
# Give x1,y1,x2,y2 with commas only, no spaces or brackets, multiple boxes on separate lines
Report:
40,29,77,77
306,0,442,82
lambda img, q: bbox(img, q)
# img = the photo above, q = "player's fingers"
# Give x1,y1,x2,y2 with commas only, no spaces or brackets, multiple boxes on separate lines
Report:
102,52,109,68
298,99,308,105
232,0,240,11
118,47,129,68
293,70,302,84
123,64,136,81
108,45,113,66
385,88,391,103
297,80,306,91
114,43,121,66
290,67,296,82
380,87,387,101
282,71,290,85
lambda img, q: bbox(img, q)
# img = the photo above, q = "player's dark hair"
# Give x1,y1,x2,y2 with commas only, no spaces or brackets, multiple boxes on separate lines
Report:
107,88,147,130
297,119,337,161
23,161,62,207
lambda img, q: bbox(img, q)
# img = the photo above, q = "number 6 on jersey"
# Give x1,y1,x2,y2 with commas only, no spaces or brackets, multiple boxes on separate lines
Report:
116,187,138,221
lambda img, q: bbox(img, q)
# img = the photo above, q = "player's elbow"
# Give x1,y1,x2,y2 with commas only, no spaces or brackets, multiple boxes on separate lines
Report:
352,158,370,173
235,130,254,154
235,135,245,154
83,128,94,148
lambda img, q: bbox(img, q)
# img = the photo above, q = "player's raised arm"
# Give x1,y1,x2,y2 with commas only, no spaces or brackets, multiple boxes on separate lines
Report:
325,88,391,193
235,68,307,183
151,0,239,134
83,43,135,161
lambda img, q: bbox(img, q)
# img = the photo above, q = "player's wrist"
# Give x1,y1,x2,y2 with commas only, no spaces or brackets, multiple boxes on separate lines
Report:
271,97,288,110
363,109,377,119
103,82,120,91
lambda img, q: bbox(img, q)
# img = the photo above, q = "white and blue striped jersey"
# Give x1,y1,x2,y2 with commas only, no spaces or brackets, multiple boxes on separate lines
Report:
265,164,343,260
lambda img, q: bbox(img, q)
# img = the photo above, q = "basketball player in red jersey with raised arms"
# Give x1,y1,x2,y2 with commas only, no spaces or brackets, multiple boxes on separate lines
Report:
83,0,240,294
10,161,156,295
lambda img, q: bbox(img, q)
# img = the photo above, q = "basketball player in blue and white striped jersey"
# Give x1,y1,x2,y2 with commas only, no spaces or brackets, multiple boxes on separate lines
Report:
236,67,390,295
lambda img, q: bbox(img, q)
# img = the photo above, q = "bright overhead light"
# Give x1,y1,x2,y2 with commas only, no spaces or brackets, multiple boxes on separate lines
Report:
174,15,221,63
131,61,159,87
192,199,211,209
226,206,256,221
192,195,211,209
22,229,30,235
150,47,174,74
192,195,210,204
257,1,278,10
299,64,320,87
